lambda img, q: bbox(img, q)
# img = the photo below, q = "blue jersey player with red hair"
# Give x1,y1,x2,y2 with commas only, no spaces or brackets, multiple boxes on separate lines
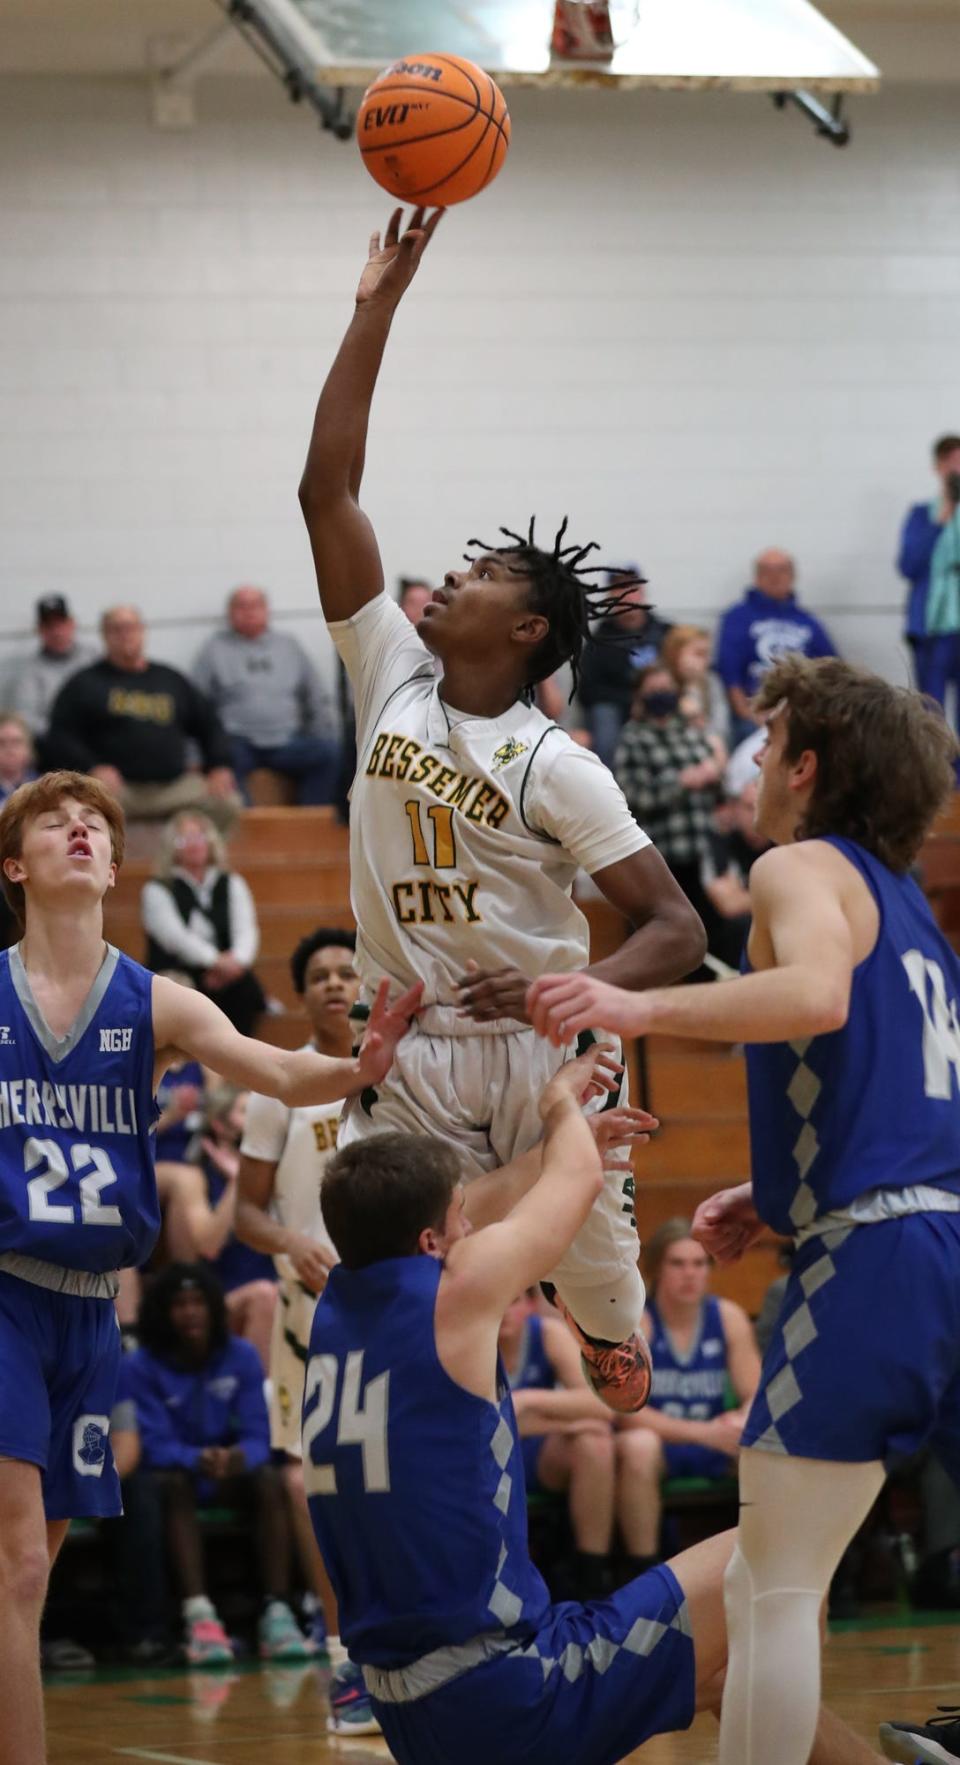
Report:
0,769,421,1765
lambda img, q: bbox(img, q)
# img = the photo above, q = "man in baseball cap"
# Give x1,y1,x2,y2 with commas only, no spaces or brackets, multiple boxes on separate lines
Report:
9,594,97,746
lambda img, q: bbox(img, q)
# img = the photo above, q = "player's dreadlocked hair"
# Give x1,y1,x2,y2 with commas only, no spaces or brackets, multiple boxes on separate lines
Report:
464,517,647,705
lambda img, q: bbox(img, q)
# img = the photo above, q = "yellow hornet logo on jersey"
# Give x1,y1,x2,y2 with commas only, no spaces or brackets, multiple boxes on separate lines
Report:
491,738,528,771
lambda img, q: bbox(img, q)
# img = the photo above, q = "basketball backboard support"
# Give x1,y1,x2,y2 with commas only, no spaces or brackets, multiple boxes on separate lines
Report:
242,0,879,93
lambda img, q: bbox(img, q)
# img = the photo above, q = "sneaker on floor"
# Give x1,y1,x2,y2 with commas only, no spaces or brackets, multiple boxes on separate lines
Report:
184,1613,235,1668
41,1636,96,1672
552,1296,652,1415
302,1595,330,1660
327,1659,382,1736
258,1599,320,1662
880,1707,960,1763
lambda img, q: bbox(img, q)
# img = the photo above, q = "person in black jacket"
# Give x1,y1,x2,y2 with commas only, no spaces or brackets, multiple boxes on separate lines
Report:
46,606,242,829
576,567,673,767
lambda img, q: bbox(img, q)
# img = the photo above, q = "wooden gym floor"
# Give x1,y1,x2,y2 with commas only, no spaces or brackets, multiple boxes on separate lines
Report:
46,1612,958,1764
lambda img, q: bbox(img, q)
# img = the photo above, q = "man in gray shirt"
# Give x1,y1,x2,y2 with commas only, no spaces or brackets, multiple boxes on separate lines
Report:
10,596,97,745
193,586,342,805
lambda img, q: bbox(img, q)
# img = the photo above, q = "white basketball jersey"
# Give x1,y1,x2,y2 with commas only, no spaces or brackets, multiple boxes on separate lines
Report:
329,594,650,1012
240,1065,340,1260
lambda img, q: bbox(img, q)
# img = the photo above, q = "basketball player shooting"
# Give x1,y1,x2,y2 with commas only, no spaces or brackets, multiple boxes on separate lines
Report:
298,207,706,1412
528,656,960,1765
0,773,420,1765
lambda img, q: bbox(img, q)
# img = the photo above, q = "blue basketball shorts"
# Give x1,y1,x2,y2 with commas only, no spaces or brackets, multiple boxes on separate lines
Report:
369,1565,695,1765
743,1214,960,1476
0,1270,122,1519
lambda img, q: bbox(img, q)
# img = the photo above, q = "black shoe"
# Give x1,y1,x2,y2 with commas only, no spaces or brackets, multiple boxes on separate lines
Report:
879,1706,960,1763
41,1637,96,1672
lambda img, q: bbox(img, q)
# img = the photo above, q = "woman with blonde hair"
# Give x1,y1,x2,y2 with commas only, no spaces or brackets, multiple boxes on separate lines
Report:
141,809,265,1033
661,624,729,752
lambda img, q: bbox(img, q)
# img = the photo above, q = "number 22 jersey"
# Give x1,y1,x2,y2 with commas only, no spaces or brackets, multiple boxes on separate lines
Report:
0,944,160,1274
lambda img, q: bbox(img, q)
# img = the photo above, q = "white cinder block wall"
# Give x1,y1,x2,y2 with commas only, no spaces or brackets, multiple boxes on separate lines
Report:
1,72,959,699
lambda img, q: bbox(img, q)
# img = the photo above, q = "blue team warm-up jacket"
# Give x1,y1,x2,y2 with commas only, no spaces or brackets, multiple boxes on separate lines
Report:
121,1338,271,1473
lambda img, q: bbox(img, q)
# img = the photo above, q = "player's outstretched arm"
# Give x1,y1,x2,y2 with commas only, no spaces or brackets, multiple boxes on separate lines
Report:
152,975,422,1109
463,1059,656,1232
299,207,443,623
589,846,708,991
446,1051,611,1321
691,1183,765,1264
528,844,854,1046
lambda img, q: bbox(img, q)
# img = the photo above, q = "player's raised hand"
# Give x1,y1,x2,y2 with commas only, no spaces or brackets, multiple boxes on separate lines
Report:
355,978,424,1088
590,1105,658,1156
527,972,650,1047
691,1183,765,1265
356,206,444,309
537,1046,619,1119
288,1235,338,1296
456,961,532,1024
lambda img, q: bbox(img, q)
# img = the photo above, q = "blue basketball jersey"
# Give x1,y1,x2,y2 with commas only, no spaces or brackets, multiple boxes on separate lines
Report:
646,1296,728,1423
305,1255,551,1668
0,945,159,1272
746,837,960,1236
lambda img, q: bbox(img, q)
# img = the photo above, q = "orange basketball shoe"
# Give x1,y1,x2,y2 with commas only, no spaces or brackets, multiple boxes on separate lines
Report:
553,1296,653,1415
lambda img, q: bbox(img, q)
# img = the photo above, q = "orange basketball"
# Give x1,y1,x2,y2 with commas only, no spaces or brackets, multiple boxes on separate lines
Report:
356,53,510,207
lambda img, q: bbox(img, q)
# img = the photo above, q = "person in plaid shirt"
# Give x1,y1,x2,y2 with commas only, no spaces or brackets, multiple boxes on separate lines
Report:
613,664,724,936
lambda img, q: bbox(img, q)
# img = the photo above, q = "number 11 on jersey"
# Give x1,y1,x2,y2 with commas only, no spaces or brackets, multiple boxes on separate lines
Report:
404,801,457,869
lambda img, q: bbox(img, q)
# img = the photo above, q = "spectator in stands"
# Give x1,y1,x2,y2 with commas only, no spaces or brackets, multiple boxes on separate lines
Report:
142,811,264,1034
897,433,960,718
235,926,361,1658
10,594,97,743
501,1291,612,1599
397,576,433,626
164,1085,277,1368
577,565,672,767
714,549,837,745
700,777,769,969
500,1291,664,1598
45,605,240,828
0,717,38,950
0,714,37,805
193,586,341,806
661,624,729,747
101,1363,174,1664
126,1263,315,1665
154,1041,207,1171
614,664,723,939
623,1220,761,1562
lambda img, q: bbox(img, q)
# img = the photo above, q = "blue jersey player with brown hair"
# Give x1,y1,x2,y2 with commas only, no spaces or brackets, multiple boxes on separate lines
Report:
303,1047,886,1764
0,769,421,1765
528,655,960,1765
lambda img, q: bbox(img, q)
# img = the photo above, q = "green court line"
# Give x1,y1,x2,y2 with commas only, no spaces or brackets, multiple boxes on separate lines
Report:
829,1607,960,1634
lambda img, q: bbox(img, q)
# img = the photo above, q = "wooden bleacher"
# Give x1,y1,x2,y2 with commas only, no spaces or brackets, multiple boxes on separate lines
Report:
106,796,960,1319
919,788,960,948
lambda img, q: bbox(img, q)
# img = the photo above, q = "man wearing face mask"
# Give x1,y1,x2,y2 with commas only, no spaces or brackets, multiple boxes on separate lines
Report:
613,664,724,966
